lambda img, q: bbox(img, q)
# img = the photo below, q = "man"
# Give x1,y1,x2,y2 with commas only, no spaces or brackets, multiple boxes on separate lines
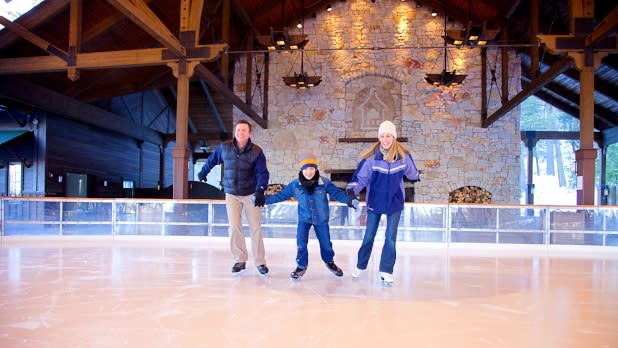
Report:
198,120,270,275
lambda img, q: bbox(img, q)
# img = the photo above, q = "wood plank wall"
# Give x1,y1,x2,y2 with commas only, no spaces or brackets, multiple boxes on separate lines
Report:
45,114,171,197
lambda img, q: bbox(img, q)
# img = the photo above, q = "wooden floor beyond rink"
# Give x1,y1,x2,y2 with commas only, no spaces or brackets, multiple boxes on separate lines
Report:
0,236,617,348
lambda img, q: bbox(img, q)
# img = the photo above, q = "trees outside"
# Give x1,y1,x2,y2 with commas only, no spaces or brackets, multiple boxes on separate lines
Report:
520,96,606,205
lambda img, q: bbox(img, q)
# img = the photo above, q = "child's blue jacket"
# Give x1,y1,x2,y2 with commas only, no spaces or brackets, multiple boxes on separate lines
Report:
265,177,349,225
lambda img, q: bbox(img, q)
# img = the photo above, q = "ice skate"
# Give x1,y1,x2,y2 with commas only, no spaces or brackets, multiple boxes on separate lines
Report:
351,267,365,278
290,267,306,279
325,261,343,277
231,262,246,273
380,271,394,284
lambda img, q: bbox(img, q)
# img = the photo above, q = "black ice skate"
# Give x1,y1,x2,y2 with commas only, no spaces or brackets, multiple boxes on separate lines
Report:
326,261,343,277
231,262,246,273
290,267,306,279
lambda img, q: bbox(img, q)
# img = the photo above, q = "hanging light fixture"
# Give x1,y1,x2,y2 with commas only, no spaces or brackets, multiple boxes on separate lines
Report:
443,0,499,47
256,0,308,51
282,50,322,89
282,0,321,89
424,1,466,87
256,28,308,51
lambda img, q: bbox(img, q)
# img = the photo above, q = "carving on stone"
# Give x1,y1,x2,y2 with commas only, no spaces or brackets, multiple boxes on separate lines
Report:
345,75,401,137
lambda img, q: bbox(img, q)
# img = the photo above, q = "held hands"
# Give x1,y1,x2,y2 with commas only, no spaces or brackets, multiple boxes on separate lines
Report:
347,198,360,209
346,188,359,209
346,188,358,201
254,190,265,207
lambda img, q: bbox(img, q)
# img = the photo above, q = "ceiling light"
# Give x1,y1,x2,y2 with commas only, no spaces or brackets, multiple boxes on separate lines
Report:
327,4,332,11
415,0,422,7
257,28,308,51
283,51,322,90
444,0,499,47
425,1,466,87
444,23,499,47
431,9,437,17
424,70,466,87
283,1,321,90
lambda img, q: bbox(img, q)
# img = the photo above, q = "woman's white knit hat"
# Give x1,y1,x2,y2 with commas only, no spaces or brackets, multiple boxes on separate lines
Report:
378,120,397,139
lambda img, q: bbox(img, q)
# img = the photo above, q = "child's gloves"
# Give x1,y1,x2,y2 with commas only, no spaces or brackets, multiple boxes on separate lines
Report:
346,188,358,201
347,198,359,209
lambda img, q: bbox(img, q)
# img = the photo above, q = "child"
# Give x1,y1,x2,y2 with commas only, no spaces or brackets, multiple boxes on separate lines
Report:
265,153,358,279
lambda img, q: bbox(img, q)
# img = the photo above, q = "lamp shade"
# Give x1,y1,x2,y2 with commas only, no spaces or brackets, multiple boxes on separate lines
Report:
424,70,467,87
257,29,309,51
283,72,322,89
444,22,499,47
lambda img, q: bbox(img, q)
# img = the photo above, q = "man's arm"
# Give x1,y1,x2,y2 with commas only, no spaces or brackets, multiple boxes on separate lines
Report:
198,146,223,181
254,151,270,192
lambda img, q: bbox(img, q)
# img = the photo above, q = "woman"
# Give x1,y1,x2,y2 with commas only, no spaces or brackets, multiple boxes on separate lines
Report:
347,120,420,284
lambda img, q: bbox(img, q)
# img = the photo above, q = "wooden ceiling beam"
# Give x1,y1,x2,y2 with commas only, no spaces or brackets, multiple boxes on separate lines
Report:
526,83,616,130
483,56,573,128
194,63,267,129
231,0,259,36
106,0,186,56
0,44,227,74
522,52,617,98
0,77,162,145
0,16,70,62
186,0,205,33
0,0,69,50
81,0,154,44
67,0,83,81
586,5,618,46
537,80,618,126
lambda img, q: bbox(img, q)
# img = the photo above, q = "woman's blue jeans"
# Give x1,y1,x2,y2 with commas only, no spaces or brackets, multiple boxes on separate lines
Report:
356,210,402,274
296,221,335,269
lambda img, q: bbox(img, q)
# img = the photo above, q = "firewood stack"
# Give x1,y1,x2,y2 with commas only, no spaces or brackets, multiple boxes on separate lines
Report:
448,186,492,204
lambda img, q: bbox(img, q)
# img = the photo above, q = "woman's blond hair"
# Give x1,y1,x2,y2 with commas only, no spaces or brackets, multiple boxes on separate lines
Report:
360,140,409,163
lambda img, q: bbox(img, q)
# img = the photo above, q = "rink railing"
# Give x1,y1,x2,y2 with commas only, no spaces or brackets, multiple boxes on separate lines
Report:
1,197,617,246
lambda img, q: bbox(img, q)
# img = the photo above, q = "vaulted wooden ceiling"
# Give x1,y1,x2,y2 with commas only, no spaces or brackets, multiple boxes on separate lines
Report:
0,0,616,142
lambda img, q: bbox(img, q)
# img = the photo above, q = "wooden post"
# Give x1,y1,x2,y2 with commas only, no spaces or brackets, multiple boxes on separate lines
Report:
576,66,596,205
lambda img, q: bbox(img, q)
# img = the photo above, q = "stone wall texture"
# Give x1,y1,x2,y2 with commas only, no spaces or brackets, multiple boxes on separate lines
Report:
232,0,521,204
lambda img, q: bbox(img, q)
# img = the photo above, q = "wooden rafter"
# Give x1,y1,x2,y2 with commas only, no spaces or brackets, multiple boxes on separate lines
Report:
195,64,267,129
0,16,70,62
106,0,186,57
0,77,162,145
0,0,69,49
67,0,82,81
0,45,227,74
483,56,573,128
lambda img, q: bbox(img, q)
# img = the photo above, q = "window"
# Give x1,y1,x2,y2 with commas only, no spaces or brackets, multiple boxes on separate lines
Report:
520,96,603,205
8,162,23,196
0,1,45,30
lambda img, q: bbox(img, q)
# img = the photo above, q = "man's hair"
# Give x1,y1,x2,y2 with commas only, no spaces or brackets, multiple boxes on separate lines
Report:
235,120,252,132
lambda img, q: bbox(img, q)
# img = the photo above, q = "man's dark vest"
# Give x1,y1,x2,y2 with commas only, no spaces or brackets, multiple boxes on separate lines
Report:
220,140,262,196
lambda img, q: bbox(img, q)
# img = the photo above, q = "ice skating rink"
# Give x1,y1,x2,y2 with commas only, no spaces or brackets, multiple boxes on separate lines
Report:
1,236,617,348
